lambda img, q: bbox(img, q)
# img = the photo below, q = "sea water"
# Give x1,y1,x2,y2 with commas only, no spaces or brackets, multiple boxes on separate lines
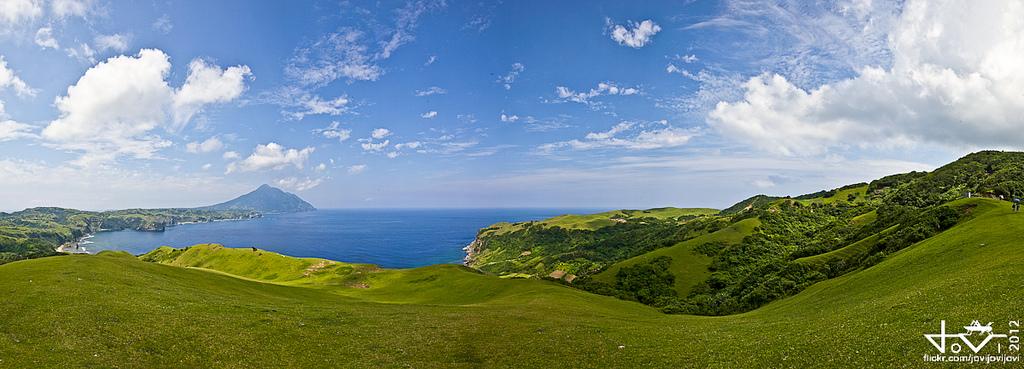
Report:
86,208,599,268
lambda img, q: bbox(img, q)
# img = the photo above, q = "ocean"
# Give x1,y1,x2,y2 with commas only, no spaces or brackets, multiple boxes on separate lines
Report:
85,208,601,268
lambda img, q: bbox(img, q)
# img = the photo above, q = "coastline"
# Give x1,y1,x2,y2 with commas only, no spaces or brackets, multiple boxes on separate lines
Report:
55,215,262,255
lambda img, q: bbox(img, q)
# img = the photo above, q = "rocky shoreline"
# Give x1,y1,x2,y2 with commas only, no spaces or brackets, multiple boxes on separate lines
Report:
463,237,483,266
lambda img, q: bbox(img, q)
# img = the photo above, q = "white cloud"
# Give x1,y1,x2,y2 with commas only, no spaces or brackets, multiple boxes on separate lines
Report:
222,151,240,160
497,62,524,90
708,0,1024,156
152,14,173,34
226,142,314,173
378,0,443,59
499,113,519,122
0,0,42,25
674,54,699,63
269,88,352,120
420,110,437,119
361,140,390,152
172,58,252,128
415,86,446,96
316,122,351,142
424,55,437,66
41,49,251,165
0,56,35,97
540,121,696,152
276,176,322,191
201,163,212,171
371,128,391,139
606,19,661,48
34,27,58,49
347,164,366,174
395,141,422,150
315,163,327,172
386,151,400,159
553,82,639,106
65,42,96,63
185,136,223,153
51,0,94,18
94,34,129,52
0,120,34,141
286,29,382,84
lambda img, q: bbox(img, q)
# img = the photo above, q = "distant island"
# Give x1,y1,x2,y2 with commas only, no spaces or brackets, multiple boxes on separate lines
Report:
198,184,316,213
0,185,314,263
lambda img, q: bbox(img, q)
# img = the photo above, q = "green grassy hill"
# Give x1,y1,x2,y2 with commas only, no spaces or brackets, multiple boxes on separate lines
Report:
1,197,1020,367
479,207,718,236
592,217,760,295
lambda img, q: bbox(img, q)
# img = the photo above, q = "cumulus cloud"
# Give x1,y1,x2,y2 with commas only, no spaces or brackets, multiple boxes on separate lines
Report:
497,62,524,90
222,151,240,160
415,86,446,96
371,128,391,139
540,120,696,152
40,49,251,165
34,27,58,49
226,142,314,173
361,140,390,152
276,176,322,191
708,0,1024,156
499,113,519,122
606,18,661,48
172,58,252,128
185,136,223,153
420,110,437,119
0,56,36,97
94,34,129,52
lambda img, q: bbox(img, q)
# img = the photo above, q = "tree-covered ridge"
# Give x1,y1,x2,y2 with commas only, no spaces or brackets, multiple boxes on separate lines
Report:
471,150,1024,315
0,207,259,265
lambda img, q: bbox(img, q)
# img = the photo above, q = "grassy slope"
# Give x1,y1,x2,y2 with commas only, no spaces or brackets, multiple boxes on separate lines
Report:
592,217,761,295
795,184,869,205
1,198,1021,368
480,207,719,236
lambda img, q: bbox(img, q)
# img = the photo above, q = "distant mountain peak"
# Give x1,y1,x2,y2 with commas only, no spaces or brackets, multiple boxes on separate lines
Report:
200,185,315,213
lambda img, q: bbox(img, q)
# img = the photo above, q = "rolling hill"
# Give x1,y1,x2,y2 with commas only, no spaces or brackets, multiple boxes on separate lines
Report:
0,197,1020,367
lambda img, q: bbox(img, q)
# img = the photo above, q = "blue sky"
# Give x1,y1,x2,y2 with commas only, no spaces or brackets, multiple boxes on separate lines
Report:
0,0,1019,210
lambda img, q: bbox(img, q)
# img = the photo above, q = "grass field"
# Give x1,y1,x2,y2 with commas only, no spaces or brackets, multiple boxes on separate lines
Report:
0,198,1020,368
480,207,719,236
592,217,761,295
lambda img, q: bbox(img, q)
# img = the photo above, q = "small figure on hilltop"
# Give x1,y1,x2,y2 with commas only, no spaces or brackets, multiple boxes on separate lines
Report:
1014,198,1021,212
251,247,258,252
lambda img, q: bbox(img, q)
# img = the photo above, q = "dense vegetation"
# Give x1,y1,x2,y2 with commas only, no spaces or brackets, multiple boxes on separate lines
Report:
468,213,729,277
473,151,1024,315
